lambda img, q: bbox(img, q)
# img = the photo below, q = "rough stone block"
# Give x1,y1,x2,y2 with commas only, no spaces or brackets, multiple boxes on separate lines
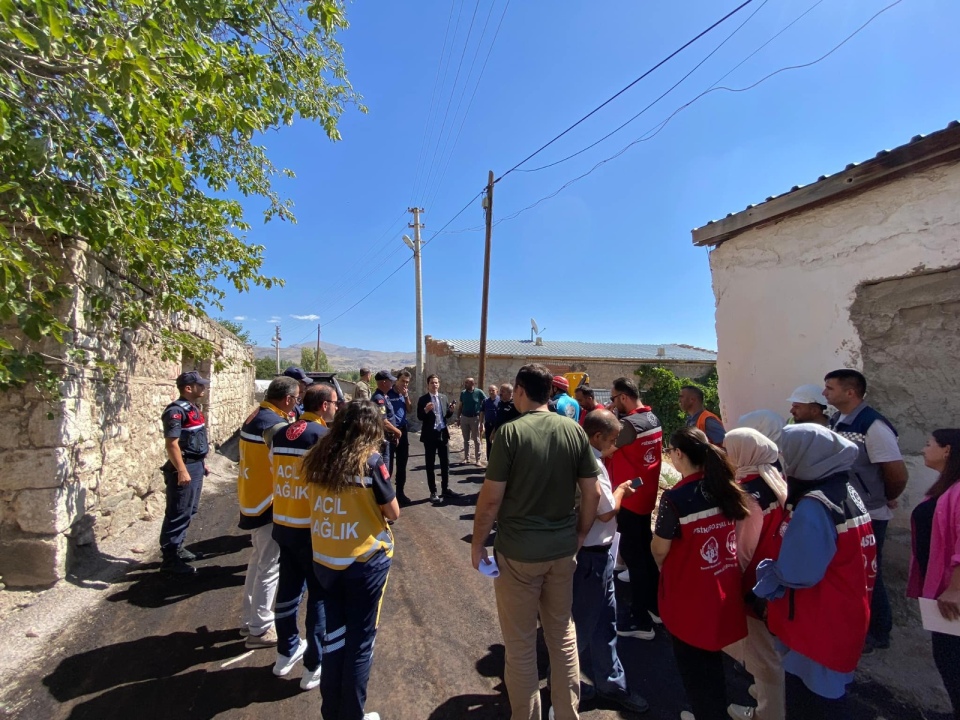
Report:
108,497,144,535
28,402,65,448
0,448,70,490
0,533,68,587
14,483,85,534
100,489,134,514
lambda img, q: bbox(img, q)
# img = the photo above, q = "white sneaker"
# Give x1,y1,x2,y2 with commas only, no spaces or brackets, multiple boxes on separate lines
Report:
680,712,696,720
649,611,663,625
617,569,630,582
548,708,555,720
273,638,307,676
728,704,755,720
300,664,322,690
363,713,380,720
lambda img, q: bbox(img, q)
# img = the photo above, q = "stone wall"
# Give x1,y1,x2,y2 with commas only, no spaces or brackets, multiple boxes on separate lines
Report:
0,244,254,587
424,338,714,392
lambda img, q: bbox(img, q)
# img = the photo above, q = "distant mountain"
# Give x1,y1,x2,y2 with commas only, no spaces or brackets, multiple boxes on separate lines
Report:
252,341,415,372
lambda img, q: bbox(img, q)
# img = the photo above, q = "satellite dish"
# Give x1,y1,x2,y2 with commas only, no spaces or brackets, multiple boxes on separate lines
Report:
531,318,539,335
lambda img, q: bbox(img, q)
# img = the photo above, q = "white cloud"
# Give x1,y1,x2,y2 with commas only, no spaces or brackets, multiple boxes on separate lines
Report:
233,315,247,321
291,314,320,321
267,317,281,323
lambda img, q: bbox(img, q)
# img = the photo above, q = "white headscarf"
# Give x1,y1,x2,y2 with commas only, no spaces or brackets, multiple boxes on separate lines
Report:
723,427,788,505
736,410,786,446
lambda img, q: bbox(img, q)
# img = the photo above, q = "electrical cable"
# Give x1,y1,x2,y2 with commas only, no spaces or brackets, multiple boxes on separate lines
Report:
494,0,757,183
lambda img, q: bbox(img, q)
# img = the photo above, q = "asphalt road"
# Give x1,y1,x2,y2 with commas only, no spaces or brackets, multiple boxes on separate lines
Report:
7,437,948,720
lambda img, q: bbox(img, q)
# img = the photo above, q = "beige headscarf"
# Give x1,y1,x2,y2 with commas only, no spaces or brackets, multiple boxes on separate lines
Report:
723,427,787,506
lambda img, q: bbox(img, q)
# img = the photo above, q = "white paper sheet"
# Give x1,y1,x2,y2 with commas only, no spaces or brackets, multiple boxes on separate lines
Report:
919,598,960,637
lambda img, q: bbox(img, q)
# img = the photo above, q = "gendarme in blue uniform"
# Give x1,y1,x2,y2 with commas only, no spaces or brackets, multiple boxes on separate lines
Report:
159,395,209,560
372,387,398,469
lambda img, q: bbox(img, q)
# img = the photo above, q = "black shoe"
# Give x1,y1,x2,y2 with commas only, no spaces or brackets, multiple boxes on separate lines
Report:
441,488,461,499
397,493,412,507
579,682,597,702
598,689,649,714
160,557,197,575
429,492,440,503
616,620,655,640
177,547,204,562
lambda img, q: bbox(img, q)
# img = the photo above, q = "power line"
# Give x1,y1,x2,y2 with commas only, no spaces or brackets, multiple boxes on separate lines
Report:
489,0,905,226
494,0,757,184
518,0,771,173
425,0,511,212
410,0,458,205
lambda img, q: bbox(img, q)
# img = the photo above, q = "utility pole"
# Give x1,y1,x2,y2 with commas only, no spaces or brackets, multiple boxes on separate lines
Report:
478,170,493,389
315,323,321,371
273,324,282,374
404,207,425,395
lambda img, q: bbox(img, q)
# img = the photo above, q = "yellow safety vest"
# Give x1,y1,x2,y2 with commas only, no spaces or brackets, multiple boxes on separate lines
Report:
238,402,288,517
271,413,327,529
309,462,394,570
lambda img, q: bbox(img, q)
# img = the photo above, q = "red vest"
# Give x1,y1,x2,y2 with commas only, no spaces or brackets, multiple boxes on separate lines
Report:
766,477,877,673
605,406,662,515
738,474,786,599
658,473,748,651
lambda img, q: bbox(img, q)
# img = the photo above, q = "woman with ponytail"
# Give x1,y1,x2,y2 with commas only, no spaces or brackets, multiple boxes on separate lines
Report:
724,427,789,720
908,428,960,719
652,426,751,720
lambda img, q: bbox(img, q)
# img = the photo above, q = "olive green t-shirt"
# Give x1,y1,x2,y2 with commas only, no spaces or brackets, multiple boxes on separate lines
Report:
486,410,601,563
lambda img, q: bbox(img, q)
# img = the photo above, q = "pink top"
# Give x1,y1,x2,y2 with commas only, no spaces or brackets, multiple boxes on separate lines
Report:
908,481,960,599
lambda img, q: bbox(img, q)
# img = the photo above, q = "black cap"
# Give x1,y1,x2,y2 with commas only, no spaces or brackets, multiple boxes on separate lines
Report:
282,367,314,384
374,370,397,382
176,371,210,388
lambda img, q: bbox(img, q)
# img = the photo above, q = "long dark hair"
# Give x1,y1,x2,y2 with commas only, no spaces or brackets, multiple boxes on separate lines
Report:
927,429,960,500
670,426,750,521
302,401,384,495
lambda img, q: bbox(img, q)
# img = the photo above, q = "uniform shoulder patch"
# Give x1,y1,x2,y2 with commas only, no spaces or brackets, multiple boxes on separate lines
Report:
171,413,182,420
378,463,390,480
286,421,307,441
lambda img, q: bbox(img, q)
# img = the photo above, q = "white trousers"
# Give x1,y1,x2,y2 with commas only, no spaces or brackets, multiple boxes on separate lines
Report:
241,523,280,635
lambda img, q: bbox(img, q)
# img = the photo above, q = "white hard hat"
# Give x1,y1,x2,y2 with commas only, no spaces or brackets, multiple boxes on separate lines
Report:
787,384,827,406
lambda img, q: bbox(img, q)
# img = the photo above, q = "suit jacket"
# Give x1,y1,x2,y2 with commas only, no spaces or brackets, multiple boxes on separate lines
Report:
417,392,454,443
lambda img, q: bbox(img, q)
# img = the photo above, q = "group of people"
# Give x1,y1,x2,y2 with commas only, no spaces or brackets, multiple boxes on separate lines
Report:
156,362,960,720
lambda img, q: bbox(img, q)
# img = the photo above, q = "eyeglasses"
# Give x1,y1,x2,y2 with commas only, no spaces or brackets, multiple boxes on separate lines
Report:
610,393,622,402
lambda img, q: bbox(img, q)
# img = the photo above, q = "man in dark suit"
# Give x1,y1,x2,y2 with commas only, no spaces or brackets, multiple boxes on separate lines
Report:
417,373,459,503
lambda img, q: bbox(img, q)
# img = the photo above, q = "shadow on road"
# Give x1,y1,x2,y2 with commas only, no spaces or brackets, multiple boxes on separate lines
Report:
106,561,247,609
427,643,510,719
61,665,301,720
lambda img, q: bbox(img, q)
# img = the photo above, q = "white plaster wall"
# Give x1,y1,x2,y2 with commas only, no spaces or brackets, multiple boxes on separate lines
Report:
709,162,960,428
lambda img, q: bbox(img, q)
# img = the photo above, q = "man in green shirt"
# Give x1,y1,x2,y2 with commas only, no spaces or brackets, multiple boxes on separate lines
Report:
472,363,601,720
458,376,486,465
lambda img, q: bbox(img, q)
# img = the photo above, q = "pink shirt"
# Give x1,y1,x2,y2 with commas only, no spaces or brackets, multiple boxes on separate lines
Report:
908,481,960,599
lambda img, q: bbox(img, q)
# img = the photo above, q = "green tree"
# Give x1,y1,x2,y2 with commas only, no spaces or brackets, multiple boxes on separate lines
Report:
635,365,721,444
215,318,252,345
299,346,330,372
254,357,277,380
0,0,362,391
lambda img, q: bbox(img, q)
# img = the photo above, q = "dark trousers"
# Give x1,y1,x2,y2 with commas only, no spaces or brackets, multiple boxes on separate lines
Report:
423,431,450,494
933,631,960,719
316,551,391,720
616,508,659,628
785,671,848,719
572,547,627,696
484,423,494,461
391,427,409,494
275,533,325,671
671,636,728,720
869,518,892,644
159,460,204,558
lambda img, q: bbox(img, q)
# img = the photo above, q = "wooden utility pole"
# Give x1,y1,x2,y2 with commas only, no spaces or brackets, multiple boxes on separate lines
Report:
478,170,493,389
315,323,321,371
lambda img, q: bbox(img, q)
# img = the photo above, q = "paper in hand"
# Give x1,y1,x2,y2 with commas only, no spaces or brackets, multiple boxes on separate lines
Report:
478,557,500,578
920,598,960,637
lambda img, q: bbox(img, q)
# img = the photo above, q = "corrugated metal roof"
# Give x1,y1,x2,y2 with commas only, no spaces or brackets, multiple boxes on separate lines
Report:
692,120,960,247
433,339,716,362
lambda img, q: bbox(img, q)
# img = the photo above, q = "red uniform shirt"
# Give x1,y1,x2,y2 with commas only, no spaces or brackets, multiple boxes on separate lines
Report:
604,406,662,515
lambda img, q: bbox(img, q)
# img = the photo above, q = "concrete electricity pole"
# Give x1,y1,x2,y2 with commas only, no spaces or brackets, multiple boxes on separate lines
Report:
273,324,282,374
478,171,493,389
403,207,425,395
315,323,322,371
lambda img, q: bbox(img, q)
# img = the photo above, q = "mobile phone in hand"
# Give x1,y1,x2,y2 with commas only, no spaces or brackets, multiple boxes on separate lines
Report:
630,477,643,488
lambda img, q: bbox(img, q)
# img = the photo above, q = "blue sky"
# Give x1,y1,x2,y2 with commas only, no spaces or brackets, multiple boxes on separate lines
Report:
223,0,959,351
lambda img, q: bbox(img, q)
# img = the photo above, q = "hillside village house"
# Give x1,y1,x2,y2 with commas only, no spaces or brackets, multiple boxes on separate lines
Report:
425,337,717,392
692,121,960,525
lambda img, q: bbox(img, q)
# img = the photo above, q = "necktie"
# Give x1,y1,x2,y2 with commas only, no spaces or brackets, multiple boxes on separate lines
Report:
434,396,443,430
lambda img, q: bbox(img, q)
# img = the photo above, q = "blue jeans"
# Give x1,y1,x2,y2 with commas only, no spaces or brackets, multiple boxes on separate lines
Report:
275,531,325,671
159,460,204,558
572,547,627,696
869,519,892,644
315,551,391,720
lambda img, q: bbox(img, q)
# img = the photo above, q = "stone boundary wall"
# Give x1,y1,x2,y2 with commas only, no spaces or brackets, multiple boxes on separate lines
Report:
0,241,254,586
425,338,715,392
